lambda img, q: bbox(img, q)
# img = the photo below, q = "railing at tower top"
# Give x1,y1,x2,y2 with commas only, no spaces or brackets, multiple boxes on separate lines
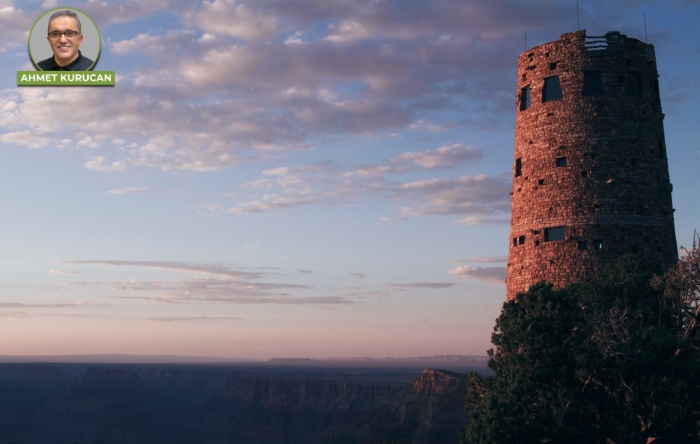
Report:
582,36,608,51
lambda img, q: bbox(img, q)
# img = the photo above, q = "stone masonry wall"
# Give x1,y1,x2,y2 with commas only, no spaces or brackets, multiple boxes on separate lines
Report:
506,30,677,300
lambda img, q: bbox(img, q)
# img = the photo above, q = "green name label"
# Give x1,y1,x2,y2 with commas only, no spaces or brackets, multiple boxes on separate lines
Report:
17,71,115,86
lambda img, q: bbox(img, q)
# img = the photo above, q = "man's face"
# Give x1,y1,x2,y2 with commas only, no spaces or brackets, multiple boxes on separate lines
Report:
47,15,83,66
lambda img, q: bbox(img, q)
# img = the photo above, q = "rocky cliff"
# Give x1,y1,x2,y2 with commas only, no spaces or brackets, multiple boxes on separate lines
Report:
0,363,468,444
385,369,469,443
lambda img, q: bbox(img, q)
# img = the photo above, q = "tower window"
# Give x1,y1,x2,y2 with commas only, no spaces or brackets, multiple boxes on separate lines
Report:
520,85,531,111
518,235,526,245
513,237,517,247
555,157,567,167
549,62,558,70
543,76,562,102
578,240,588,250
515,158,522,177
582,70,604,96
593,240,604,250
627,72,642,97
544,226,566,242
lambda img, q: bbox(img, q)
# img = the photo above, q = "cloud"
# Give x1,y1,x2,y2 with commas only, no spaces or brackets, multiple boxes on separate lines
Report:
147,316,241,322
65,260,354,305
78,0,177,27
2,1,549,173
0,301,105,308
227,192,322,214
457,256,508,264
0,5,33,53
397,174,511,217
456,215,511,226
0,312,27,318
184,1,279,42
388,282,457,289
345,144,481,177
225,146,508,222
397,144,482,170
111,277,352,304
107,187,154,195
0,131,54,149
449,266,506,284
65,260,264,280
0,1,641,226
83,156,128,172
3,0,669,175
110,29,196,56
46,313,101,318
163,277,316,303
49,269,80,275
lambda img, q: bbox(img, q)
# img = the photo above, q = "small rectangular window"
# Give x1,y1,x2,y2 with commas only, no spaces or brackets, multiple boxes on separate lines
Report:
518,235,526,245
578,240,588,250
520,86,531,111
515,158,522,177
593,240,604,250
513,237,517,247
582,70,604,96
543,76,562,102
544,226,566,242
627,72,642,97
556,157,567,167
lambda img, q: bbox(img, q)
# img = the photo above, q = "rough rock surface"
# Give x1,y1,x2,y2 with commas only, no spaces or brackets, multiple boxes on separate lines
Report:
507,30,677,299
0,364,469,444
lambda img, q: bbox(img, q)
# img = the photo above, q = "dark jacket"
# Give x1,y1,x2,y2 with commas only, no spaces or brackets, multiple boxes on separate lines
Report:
37,51,94,71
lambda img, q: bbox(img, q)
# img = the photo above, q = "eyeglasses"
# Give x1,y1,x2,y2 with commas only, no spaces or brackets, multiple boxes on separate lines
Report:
48,30,80,39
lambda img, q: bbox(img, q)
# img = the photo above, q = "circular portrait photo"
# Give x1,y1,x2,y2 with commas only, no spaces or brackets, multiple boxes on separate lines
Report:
29,7,101,71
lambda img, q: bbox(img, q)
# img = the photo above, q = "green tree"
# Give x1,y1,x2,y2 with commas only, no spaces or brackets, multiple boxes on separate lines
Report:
465,254,700,444
655,231,700,353
465,282,595,443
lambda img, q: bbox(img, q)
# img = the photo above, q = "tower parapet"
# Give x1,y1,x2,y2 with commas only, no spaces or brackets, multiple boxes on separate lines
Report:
506,30,677,300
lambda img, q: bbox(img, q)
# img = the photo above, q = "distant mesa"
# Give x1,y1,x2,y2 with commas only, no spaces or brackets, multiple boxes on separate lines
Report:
266,358,317,365
0,354,487,369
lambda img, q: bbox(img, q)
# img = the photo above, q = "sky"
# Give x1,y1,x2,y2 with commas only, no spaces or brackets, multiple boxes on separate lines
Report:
0,0,698,361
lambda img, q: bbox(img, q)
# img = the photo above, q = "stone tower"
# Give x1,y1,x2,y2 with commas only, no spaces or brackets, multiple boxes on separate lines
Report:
506,30,677,300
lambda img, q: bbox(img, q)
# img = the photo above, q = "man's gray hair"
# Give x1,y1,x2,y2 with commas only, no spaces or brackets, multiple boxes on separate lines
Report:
47,10,82,34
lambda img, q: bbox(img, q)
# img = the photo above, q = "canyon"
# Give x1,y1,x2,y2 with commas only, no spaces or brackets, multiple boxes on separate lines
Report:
0,357,486,443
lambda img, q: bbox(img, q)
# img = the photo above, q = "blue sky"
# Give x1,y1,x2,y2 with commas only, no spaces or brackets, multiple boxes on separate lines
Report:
0,0,698,360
